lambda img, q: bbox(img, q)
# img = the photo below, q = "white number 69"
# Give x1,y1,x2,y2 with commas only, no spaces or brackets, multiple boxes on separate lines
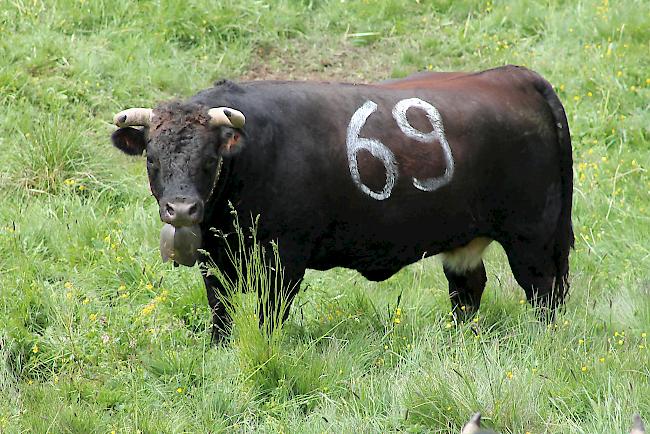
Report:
346,97,454,200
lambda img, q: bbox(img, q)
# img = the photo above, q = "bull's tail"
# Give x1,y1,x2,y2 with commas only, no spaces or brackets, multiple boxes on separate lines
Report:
533,71,574,303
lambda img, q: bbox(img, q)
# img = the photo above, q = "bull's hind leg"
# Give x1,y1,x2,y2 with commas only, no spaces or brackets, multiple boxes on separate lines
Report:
503,240,568,318
441,238,492,320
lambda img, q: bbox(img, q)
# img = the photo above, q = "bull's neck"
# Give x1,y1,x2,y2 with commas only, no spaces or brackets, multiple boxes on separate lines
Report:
202,157,236,228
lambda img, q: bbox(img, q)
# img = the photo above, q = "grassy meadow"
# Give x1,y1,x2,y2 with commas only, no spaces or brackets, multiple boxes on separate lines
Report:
1,0,649,432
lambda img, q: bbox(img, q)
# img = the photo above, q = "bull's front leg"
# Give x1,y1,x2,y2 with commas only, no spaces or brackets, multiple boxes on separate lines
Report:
201,266,235,345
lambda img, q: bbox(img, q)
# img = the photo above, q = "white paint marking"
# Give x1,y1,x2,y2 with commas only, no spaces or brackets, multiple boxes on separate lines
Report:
346,97,454,200
346,100,399,201
392,98,455,192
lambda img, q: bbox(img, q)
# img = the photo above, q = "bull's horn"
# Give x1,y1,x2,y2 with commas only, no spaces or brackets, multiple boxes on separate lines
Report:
113,108,153,127
208,107,245,129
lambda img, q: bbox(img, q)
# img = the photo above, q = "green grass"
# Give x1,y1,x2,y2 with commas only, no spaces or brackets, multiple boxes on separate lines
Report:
1,0,649,432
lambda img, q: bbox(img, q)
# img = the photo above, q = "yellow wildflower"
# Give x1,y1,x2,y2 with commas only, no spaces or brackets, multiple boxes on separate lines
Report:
31,344,39,353
141,303,156,316
506,371,513,379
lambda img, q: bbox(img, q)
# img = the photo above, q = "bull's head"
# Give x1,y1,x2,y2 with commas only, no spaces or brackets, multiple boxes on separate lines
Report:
110,103,246,266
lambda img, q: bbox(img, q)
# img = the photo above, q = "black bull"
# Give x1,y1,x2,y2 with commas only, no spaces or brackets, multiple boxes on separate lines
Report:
111,65,573,341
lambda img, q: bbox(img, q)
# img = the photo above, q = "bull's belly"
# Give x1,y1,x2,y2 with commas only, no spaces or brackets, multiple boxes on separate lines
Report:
307,235,493,281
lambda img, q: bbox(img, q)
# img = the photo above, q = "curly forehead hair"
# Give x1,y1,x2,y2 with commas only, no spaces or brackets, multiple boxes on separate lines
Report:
152,102,212,129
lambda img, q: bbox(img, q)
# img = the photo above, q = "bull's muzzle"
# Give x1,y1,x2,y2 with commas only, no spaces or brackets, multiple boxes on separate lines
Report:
160,199,204,227
159,198,204,267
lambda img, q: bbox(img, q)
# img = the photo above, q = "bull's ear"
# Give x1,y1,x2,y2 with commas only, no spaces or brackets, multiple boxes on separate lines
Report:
111,127,146,156
217,126,246,157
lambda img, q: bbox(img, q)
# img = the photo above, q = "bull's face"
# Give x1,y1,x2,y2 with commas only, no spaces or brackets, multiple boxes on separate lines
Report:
110,103,245,266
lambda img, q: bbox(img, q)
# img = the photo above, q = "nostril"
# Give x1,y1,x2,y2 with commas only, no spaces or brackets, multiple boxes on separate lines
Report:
188,203,198,216
165,203,175,217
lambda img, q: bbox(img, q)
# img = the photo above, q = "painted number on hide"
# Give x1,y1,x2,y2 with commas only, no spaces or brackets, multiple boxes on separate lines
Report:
346,97,454,200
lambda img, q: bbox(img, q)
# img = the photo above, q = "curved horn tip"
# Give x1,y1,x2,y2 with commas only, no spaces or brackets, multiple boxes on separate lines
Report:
113,108,153,127
208,107,245,129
